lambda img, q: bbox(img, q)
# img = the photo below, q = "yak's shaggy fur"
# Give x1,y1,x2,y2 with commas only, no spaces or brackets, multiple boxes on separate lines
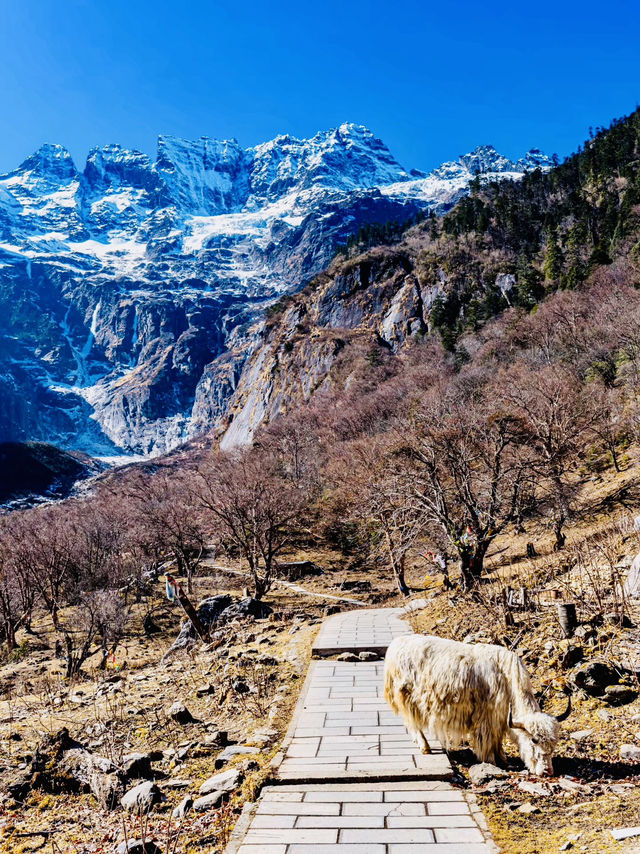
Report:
384,634,561,775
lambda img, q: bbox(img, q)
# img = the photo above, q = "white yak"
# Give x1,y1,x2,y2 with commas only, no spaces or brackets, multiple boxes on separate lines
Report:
384,634,570,775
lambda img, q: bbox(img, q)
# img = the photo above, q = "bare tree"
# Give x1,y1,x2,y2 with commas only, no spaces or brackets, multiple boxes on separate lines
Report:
61,590,128,678
197,447,313,599
342,438,424,596
124,468,205,593
503,365,592,549
397,385,530,588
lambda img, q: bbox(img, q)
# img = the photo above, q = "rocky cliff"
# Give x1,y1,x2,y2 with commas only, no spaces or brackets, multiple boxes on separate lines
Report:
0,124,549,454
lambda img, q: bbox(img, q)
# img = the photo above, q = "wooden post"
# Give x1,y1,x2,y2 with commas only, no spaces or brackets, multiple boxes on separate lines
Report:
166,575,209,641
557,602,577,638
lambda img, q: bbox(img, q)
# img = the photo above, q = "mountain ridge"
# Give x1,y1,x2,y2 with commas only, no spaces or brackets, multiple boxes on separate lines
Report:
0,124,550,455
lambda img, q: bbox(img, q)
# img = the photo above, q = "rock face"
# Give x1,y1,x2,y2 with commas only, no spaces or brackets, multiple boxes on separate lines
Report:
0,127,550,456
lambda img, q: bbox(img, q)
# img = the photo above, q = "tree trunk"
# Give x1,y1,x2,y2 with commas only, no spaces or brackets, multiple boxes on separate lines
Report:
459,544,488,590
553,516,566,551
393,555,410,597
610,445,621,473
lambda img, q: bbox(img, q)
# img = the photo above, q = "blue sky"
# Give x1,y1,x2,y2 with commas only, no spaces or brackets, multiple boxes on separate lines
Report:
1,0,639,174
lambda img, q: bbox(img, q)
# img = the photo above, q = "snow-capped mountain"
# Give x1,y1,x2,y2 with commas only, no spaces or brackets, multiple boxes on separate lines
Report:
0,125,551,455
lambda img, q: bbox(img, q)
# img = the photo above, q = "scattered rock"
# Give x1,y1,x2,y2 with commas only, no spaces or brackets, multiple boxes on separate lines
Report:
196,683,215,696
611,827,640,841
337,652,359,662
249,728,278,748
172,796,193,819
597,709,613,721
204,731,228,748
193,790,225,811
556,777,590,793
468,763,509,786
569,729,594,742
168,701,196,725
219,598,273,623
232,679,250,694
8,728,126,810
358,651,380,661
518,802,540,814
60,748,125,810
485,779,510,793
116,841,162,854
199,767,242,796
164,778,191,789
324,605,341,616
122,753,153,780
121,781,165,815
569,660,619,696
215,745,260,768
620,744,640,762
257,654,279,666
604,685,638,705
518,780,549,797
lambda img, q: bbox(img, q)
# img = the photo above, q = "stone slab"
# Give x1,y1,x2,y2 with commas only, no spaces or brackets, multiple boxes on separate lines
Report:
226,783,497,854
311,604,423,656
272,661,452,782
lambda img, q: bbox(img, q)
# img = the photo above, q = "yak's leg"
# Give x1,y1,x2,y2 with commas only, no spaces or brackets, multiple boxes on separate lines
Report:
417,729,432,754
408,726,432,754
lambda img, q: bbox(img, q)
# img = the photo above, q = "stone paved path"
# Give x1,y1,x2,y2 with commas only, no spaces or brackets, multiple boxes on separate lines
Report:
225,605,497,854
312,601,426,656
273,661,451,781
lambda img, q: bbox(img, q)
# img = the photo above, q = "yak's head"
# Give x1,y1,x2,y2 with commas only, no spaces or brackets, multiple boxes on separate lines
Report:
509,698,570,776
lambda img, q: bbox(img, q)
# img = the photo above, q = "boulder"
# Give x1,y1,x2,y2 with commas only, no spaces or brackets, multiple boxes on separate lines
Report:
204,730,228,748
468,763,508,786
337,652,359,662
277,560,323,581
121,781,165,815
604,685,638,705
570,729,594,742
197,595,235,625
624,550,640,597
172,795,193,819
167,595,235,653
199,767,242,796
8,728,126,810
568,660,620,696
59,749,125,810
620,744,640,762
193,790,225,811
218,598,273,623
122,752,154,780
116,842,163,854
168,701,196,724
214,745,260,768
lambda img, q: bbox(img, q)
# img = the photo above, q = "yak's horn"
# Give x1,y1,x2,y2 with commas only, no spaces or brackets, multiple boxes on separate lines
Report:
508,707,526,730
554,695,572,722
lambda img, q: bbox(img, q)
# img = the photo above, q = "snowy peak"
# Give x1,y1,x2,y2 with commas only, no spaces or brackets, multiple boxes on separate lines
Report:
459,144,515,175
156,135,249,214
84,144,158,193
247,123,409,203
517,148,553,171
16,143,78,183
